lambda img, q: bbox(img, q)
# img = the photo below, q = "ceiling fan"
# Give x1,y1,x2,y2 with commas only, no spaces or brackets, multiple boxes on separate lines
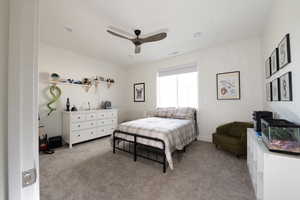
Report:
107,26,167,54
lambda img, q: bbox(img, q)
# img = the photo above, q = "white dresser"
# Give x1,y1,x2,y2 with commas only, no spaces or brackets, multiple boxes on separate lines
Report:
62,109,118,148
247,128,300,200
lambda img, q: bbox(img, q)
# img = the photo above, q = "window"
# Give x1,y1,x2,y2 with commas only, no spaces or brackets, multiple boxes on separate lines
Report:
157,64,198,108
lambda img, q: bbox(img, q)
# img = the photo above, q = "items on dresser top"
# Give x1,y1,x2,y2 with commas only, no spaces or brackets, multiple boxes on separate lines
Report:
252,111,273,132
63,109,118,148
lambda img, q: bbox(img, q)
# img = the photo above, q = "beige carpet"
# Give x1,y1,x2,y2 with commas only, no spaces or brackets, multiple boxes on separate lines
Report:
40,138,255,200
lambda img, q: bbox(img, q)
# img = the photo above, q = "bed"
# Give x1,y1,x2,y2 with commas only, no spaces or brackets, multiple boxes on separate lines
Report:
112,107,198,172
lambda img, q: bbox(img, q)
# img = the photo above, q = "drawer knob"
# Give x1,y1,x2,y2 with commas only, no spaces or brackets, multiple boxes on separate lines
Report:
91,116,94,118
91,123,94,125
78,125,81,127
91,132,94,134
78,117,80,119
78,134,81,137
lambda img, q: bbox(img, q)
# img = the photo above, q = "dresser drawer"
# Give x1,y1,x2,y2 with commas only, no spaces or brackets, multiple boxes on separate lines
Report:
86,113,97,121
72,129,96,144
97,126,115,137
97,111,117,119
71,121,97,131
106,111,117,118
71,114,86,122
97,119,117,126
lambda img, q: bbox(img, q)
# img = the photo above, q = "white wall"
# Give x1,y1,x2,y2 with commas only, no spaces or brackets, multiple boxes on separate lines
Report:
126,38,264,142
0,0,9,199
39,43,128,138
262,0,300,123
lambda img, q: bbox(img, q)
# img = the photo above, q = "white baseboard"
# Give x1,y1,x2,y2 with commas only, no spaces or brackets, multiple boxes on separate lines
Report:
197,135,212,143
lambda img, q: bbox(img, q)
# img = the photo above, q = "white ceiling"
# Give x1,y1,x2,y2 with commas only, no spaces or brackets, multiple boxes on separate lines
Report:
40,0,272,67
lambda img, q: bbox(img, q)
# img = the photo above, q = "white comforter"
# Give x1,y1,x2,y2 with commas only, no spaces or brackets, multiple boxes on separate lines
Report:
114,117,197,170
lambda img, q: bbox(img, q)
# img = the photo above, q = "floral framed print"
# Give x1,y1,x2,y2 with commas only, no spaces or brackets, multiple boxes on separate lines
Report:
266,82,272,101
134,82,145,102
270,48,279,75
216,71,240,100
279,72,293,101
265,57,271,78
271,78,280,101
278,34,291,69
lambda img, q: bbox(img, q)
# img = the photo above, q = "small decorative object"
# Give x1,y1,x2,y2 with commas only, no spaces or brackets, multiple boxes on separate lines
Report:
66,98,70,111
106,78,115,88
47,85,62,116
278,34,291,69
266,82,272,101
271,78,280,101
134,82,145,102
71,105,78,112
216,71,240,100
99,76,105,81
73,80,82,84
265,57,271,78
50,73,60,81
103,101,112,109
270,48,279,75
279,72,293,101
67,79,74,83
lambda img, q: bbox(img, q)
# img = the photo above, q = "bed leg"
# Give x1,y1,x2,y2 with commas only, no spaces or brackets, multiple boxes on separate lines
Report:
134,135,137,161
163,155,166,173
183,146,186,152
113,132,116,154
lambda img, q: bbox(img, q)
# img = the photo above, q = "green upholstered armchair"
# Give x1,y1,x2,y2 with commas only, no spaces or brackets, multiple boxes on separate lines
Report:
212,122,253,157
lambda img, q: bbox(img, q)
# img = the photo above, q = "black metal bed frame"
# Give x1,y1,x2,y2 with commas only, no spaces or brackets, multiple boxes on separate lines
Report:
112,112,198,173
113,130,168,172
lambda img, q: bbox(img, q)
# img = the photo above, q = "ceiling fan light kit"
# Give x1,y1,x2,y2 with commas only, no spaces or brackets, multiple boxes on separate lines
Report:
107,26,167,54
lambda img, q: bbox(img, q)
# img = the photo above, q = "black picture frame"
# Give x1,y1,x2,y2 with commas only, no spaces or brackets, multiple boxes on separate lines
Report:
216,71,241,100
265,57,271,79
134,82,145,102
270,48,279,75
279,72,293,101
266,82,272,101
271,78,280,101
278,34,291,69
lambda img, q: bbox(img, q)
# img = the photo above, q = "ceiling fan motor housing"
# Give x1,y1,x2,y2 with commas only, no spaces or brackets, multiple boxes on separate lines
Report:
134,29,141,37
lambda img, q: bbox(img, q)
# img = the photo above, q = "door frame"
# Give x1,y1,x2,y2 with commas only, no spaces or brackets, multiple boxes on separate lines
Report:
8,0,40,199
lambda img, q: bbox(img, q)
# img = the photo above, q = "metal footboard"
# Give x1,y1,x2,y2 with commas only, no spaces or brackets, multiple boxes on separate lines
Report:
113,130,167,173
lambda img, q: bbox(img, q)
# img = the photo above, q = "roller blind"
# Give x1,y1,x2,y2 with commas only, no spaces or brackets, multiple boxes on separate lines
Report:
158,63,197,77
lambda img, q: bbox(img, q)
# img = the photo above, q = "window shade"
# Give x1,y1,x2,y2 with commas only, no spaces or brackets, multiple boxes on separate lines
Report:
158,63,197,77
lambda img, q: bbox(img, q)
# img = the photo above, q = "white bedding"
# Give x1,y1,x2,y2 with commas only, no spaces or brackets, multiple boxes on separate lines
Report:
114,117,197,170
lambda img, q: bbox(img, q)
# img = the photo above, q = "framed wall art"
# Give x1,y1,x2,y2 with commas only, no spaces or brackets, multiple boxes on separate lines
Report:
270,48,279,75
279,72,293,101
265,57,271,78
216,71,240,100
134,82,145,102
266,82,272,101
278,34,291,69
271,78,280,101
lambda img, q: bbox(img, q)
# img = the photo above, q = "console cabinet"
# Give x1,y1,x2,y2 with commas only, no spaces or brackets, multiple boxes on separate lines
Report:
247,128,300,200
62,109,118,148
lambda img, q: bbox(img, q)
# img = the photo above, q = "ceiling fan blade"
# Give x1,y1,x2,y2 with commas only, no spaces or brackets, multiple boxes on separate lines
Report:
107,26,135,38
135,45,141,54
107,30,132,41
140,32,167,43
